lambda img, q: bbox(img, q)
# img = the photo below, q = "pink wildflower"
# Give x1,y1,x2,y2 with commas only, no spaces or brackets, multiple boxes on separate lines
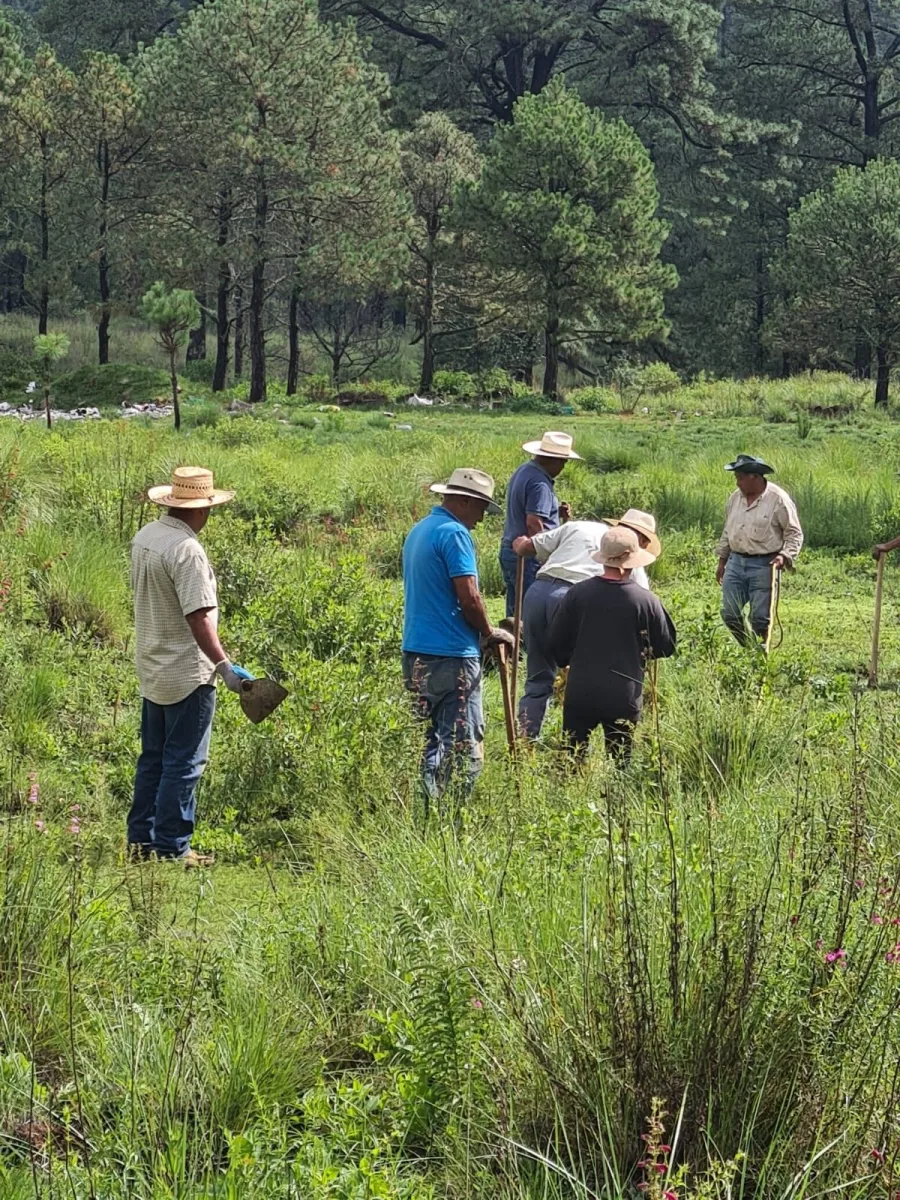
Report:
27,783,39,804
68,819,80,836
825,948,847,965
870,1148,885,1165
664,1192,678,1200
872,915,885,926
469,997,483,1010
34,820,45,833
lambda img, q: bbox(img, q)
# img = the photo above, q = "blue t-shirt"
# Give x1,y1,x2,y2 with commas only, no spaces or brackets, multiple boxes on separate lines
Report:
402,507,480,658
502,460,559,545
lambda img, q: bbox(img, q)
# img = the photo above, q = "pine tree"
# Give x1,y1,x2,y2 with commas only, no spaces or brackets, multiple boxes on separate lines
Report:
0,30,76,333
774,159,900,408
67,53,148,364
463,79,676,397
401,113,481,392
140,0,405,404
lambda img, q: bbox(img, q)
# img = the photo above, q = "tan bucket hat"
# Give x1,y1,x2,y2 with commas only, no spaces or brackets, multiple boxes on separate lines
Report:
521,431,582,460
604,508,661,558
147,466,235,509
592,526,657,569
430,467,500,514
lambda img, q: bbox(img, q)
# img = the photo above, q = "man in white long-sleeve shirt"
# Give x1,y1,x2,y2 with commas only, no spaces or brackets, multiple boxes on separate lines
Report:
715,454,803,646
512,509,658,738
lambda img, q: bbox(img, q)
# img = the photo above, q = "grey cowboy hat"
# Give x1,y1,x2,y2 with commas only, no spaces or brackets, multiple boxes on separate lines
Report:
725,454,774,476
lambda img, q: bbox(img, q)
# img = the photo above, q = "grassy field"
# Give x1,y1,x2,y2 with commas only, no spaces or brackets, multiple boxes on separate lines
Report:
5,389,900,1197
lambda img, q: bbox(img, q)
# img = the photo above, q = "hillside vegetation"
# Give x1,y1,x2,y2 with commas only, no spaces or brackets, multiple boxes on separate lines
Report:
2,385,900,1195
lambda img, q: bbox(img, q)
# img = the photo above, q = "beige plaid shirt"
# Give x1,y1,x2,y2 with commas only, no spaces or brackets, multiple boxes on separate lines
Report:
131,514,219,705
715,483,804,564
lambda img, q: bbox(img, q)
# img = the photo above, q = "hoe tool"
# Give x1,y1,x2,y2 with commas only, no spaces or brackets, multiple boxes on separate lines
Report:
239,677,289,724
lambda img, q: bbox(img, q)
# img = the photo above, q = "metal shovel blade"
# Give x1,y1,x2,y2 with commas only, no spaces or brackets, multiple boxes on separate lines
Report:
239,678,288,724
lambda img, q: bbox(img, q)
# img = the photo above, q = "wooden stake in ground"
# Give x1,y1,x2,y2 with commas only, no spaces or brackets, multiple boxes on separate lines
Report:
510,554,525,714
495,643,517,754
869,553,886,688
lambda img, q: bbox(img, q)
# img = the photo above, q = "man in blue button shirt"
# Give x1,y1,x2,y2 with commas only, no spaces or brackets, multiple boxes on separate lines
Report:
499,431,581,617
403,468,513,806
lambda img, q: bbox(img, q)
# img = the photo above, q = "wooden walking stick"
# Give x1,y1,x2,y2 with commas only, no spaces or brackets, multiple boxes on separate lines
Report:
495,643,517,754
510,554,525,710
869,553,886,688
763,561,781,656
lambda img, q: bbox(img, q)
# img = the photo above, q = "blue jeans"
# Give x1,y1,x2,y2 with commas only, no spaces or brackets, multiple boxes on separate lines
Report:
721,554,776,643
402,653,484,805
500,543,539,619
519,577,572,737
128,685,216,858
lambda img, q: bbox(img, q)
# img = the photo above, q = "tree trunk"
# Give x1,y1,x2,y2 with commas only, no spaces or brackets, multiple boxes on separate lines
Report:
419,243,436,393
187,294,207,361
543,305,560,399
44,381,52,430
233,285,244,379
855,339,872,380
248,169,268,403
170,346,181,431
38,136,49,335
212,191,232,392
754,245,765,373
98,138,111,365
287,287,300,396
863,70,879,160
875,345,890,409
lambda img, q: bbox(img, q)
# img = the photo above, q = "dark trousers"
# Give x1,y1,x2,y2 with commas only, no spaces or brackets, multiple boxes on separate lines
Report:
564,705,637,764
519,577,572,737
127,685,216,858
499,543,539,619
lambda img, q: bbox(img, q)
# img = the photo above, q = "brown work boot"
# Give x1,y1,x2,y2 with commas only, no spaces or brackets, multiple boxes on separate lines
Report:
179,849,215,869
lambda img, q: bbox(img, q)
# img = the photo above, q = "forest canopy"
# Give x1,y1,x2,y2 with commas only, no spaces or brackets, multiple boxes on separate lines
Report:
1,0,899,397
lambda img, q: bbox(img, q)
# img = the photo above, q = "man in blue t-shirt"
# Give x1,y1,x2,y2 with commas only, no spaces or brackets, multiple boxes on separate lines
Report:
402,468,513,806
499,431,581,617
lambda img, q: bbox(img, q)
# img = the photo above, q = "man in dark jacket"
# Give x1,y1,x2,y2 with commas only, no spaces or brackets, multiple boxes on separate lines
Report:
548,526,676,760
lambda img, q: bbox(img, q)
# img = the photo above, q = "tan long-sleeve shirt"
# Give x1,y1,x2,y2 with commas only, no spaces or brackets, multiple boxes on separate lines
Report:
715,483,804,564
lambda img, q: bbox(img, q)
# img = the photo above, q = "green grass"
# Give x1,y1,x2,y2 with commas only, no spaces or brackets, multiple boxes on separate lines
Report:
4,383,900,1195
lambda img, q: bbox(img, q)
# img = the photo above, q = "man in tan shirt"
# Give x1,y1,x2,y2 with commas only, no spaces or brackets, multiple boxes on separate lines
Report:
715,454,803,645
128,467,253,866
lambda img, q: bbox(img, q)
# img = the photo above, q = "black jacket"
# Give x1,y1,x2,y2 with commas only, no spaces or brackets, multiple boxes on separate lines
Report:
548,577,676,720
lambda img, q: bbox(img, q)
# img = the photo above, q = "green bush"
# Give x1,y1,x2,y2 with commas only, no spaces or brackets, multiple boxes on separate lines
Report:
182,358,216,384
637,361,680,396
432,370,476,401
568,385,617,412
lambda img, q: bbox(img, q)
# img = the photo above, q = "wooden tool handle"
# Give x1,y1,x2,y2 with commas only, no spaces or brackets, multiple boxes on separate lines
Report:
869,554,886,688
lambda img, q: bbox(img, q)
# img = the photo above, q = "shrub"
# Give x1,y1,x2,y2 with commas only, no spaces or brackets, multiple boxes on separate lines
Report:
182,358,216,384
432,370,476,402
567,385,616,413
637,361,680,396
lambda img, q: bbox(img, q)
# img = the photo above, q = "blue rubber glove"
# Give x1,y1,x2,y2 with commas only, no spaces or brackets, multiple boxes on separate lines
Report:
215,661,256,693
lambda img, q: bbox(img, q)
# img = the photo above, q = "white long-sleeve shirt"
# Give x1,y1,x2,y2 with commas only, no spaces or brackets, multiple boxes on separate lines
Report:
531,521,650,590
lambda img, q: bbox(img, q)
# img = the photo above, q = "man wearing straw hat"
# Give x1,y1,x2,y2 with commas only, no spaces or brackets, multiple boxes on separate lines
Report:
402,468,513,805
511,509,660,739
127,466,254,866
548,526,675,761
499,431,581,619
716,454,803,646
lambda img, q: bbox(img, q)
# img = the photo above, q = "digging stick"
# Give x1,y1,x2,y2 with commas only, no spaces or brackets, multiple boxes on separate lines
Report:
495,643,517,754
510,554,525,712
869,554,886,688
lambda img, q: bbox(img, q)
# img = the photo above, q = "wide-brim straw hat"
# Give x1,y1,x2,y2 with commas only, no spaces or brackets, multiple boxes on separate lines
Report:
604,508,662,558
522,430,582,460
592,526,657,570
148,466,235,508
430,467,500,514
